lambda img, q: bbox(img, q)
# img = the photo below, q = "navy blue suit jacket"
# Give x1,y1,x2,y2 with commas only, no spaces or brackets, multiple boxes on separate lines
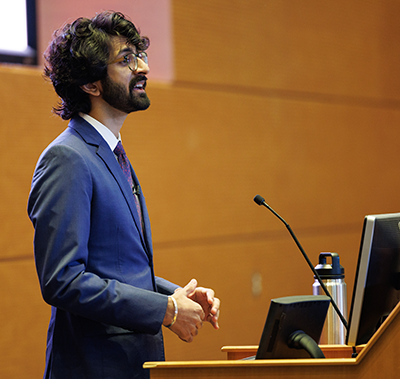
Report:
28,116,178,379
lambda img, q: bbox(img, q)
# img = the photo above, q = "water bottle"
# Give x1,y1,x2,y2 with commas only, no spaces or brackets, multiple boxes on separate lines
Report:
312,252,347,345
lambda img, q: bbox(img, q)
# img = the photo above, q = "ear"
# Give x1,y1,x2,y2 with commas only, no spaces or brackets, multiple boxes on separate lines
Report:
80,81,102,97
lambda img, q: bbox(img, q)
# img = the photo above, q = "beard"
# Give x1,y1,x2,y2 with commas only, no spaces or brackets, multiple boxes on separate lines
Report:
100,74,150,114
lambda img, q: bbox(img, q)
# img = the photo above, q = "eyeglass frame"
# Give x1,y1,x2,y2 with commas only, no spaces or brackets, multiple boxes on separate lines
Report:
110,51,148,72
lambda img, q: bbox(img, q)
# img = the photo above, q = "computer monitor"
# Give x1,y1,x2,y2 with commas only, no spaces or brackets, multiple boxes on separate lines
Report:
346,213,400,346
255,295,330,359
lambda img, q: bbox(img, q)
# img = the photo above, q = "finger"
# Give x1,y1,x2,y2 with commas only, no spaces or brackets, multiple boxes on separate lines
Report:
196,320,203,330
186,321,201,341
208,313,220,329
181,334,193,343
208,299,220,329
182,278,197,296
182,325,198,342
191,287,214,303
207,289,215,304
198,288,216,307
206,297,220,316
211,297,221,316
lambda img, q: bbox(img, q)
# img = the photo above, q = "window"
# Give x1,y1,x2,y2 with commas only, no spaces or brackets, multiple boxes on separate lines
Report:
0,0,37,65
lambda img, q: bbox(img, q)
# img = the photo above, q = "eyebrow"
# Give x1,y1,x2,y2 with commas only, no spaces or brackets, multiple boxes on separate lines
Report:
116,47,136,57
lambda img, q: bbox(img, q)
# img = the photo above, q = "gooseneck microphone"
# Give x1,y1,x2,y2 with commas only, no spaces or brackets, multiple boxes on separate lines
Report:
253,194,349,332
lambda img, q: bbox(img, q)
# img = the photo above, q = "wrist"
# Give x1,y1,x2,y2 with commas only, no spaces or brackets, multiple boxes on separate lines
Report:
164,296,178,328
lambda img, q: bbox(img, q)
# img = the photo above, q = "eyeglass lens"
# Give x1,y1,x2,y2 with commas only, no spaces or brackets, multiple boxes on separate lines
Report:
128,53,148,71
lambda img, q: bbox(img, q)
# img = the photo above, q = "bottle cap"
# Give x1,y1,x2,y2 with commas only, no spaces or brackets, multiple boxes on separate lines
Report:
314,252,345,279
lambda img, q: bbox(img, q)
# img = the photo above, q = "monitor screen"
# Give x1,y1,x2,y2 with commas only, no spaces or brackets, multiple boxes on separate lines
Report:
346,213,400,346
256,295,330,359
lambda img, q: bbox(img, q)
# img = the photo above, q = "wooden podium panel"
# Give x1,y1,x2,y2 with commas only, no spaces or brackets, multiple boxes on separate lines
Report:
144,302,400,378
145,358,358,379
221,344,364,360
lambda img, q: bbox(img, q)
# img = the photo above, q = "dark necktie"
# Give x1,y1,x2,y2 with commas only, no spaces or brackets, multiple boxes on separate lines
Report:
114,141,143,233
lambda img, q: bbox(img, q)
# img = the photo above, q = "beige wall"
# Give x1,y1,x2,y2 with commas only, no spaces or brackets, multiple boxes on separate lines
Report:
35,0,174,81
1,1,400,377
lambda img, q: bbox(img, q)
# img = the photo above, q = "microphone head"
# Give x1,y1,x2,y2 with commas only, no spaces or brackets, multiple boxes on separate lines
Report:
253,194,265,205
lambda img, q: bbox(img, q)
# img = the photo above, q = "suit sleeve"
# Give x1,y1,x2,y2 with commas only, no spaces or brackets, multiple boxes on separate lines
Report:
28,143,169,334
155,277,180,295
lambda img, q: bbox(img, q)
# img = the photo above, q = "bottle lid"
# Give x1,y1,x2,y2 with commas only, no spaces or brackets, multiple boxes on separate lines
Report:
314,252,345,279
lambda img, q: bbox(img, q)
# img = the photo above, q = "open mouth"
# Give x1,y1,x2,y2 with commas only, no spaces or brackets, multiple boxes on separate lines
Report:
132,80,146,91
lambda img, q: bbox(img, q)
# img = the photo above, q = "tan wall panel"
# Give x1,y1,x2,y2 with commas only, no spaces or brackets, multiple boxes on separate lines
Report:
0,259,48,378
173,0,400,100
0,66,63,260
127,84,400,244
157,230,361,361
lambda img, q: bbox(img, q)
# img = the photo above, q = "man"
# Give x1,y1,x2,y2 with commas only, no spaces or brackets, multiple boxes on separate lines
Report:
27,11,220,379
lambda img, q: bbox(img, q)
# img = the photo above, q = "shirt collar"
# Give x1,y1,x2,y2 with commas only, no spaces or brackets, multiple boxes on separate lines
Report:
79,112,120,151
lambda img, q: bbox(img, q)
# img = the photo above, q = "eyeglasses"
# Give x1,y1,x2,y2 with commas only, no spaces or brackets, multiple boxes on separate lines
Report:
110,52,148,72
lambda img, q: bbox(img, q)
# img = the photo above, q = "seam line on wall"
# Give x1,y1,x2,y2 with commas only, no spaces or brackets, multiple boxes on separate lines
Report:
173,80,400,111
153,222,361,250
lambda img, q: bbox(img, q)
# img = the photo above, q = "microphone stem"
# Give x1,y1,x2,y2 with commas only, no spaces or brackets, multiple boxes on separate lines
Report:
286,223,349,331
261,202,349,331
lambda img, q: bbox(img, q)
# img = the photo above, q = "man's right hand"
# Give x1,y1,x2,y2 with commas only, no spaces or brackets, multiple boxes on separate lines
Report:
163,279,204,342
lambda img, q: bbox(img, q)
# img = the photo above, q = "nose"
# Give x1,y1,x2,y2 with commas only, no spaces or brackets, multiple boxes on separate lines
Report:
135,58,150,75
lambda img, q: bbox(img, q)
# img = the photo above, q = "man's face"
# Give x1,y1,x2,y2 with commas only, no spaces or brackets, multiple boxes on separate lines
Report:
101,37,150,114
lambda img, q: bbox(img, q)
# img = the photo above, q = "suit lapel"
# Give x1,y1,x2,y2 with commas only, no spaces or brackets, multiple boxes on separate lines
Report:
130,167,153,256
69,117,152,258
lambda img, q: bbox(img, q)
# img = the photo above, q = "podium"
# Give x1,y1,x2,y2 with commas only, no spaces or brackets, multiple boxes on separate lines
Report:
144,301,400,378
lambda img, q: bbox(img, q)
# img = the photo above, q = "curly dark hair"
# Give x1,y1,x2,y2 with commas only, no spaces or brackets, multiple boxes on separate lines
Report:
44,11,150,120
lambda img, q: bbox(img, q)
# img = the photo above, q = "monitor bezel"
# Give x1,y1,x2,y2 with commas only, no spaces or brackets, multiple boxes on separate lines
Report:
256,295,330,359
346,213,400,346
